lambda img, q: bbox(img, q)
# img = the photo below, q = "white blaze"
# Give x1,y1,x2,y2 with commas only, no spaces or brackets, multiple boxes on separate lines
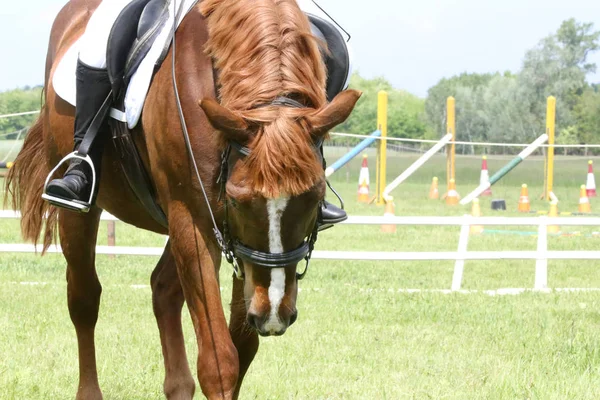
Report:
263,196,290,333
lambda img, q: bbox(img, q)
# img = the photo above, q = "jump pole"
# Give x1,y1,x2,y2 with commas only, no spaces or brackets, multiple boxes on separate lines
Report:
383,133,453,198
325,130,382,177
460,134,549,205
375,91,388,205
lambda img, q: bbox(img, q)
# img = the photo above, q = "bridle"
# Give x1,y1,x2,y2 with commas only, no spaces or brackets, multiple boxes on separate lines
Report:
216,106,323,280
175,53,321,281
169,0,323,281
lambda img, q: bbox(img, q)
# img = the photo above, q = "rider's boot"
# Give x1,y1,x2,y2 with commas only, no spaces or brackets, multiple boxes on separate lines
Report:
44,60,112,212
317,145,348,231
318,199,347,231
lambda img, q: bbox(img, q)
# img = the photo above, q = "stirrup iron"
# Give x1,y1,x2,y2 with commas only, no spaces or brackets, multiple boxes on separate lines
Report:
42,152,97,213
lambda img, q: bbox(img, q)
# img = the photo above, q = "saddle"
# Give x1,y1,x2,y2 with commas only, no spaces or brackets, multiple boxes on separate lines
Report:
102,1,351,228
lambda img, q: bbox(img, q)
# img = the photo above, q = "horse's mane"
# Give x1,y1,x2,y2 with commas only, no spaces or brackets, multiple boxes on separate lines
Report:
200,0,328,197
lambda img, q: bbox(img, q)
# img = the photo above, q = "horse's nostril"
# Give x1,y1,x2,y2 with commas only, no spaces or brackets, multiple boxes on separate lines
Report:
289,311,298,326
246,313,261,330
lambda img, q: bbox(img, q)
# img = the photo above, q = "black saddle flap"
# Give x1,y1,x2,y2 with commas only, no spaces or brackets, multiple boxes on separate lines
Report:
309,14,350,102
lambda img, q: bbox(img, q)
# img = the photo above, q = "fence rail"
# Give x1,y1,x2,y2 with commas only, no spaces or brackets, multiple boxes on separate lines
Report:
1,211,599,291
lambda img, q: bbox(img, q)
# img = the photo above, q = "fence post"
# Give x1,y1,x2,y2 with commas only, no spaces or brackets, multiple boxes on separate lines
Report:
446,97,456,191
451,218,471,291
535,218,548,289
375,91,388,205
545,96,556,200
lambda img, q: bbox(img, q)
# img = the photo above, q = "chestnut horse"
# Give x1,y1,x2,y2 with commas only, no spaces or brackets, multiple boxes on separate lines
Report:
6,0,359,398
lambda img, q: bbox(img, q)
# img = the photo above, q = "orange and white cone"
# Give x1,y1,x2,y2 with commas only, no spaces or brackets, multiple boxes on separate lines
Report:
470,198,484,234
579,184,591,213
429,177,439,200
587,160,596,197
381,196,396,233
548,200,559,234
480,156,492,196
518,184,530,212
357,154,370,203
445,179,460,205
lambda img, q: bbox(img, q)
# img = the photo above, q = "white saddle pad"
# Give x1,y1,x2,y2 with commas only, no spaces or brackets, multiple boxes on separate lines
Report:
53,0,197,129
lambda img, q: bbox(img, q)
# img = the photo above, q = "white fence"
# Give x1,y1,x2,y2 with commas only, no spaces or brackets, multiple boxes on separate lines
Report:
1,210,599,291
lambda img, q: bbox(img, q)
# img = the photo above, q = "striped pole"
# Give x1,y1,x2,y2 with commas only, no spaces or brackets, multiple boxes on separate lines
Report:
460,134,548,205
383,133,452,198
325,130,381,177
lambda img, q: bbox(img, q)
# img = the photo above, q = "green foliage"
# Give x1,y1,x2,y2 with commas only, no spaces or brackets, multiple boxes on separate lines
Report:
0,87,42,138
423,19,600,153
425,72,495,140
336,73,430,142
574,88,600,145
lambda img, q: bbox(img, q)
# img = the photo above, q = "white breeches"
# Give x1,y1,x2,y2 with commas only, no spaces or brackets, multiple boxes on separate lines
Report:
79,0,134,68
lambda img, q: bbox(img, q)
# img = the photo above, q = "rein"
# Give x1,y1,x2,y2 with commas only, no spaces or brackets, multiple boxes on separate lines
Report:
170,9,319,280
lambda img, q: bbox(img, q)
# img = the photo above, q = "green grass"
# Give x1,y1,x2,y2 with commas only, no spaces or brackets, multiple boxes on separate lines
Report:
2,147,600,398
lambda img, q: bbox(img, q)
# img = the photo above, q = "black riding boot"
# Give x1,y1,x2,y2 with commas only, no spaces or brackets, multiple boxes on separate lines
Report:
318,200,347,231
318,144,348,231
44,61,112,212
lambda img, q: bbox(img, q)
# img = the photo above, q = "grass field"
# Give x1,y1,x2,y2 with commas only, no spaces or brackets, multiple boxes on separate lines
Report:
2,144,600,398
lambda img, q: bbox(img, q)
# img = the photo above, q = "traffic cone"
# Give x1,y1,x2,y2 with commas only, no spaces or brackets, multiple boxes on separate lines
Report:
381,196,396,233
470,198,484,234
480,156,492,196
548,200,559,234
429,177,439,200
357,154,370,203
518,184,530,212
445,179,460,205
587,160,596,197
579,184,591,213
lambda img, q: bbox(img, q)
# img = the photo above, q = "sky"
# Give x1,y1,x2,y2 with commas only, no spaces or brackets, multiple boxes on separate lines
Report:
1,0,600,98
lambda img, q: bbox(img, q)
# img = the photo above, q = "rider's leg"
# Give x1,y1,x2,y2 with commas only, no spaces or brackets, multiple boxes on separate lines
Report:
318,145,347,231
44,0,132,210
44,61,112,206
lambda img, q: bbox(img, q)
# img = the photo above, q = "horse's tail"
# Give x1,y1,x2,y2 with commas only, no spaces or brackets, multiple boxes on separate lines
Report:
4,106,58,253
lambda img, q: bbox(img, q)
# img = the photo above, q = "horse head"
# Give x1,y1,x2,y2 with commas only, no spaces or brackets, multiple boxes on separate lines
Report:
200,89,360,336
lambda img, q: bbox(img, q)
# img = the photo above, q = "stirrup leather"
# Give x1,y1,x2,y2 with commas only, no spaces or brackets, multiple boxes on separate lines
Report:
42,152,97,213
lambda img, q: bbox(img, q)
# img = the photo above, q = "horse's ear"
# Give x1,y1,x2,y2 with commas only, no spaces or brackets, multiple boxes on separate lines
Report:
199,98,249,142
308,90,362,135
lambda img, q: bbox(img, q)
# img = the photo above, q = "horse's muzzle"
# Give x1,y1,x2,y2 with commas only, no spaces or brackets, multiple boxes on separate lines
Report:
246,310,298,337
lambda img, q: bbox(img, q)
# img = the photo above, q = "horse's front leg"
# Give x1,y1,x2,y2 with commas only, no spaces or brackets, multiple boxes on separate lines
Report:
59,207,104,400
151,240,196,399
169,204,239,399
229,277,259,399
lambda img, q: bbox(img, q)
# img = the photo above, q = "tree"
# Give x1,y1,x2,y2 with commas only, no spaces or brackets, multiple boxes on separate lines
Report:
483,75,538,148
0,87,42,137
574,87,600,146
336,73,430,142
424,73,495,140
518,19,600,131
